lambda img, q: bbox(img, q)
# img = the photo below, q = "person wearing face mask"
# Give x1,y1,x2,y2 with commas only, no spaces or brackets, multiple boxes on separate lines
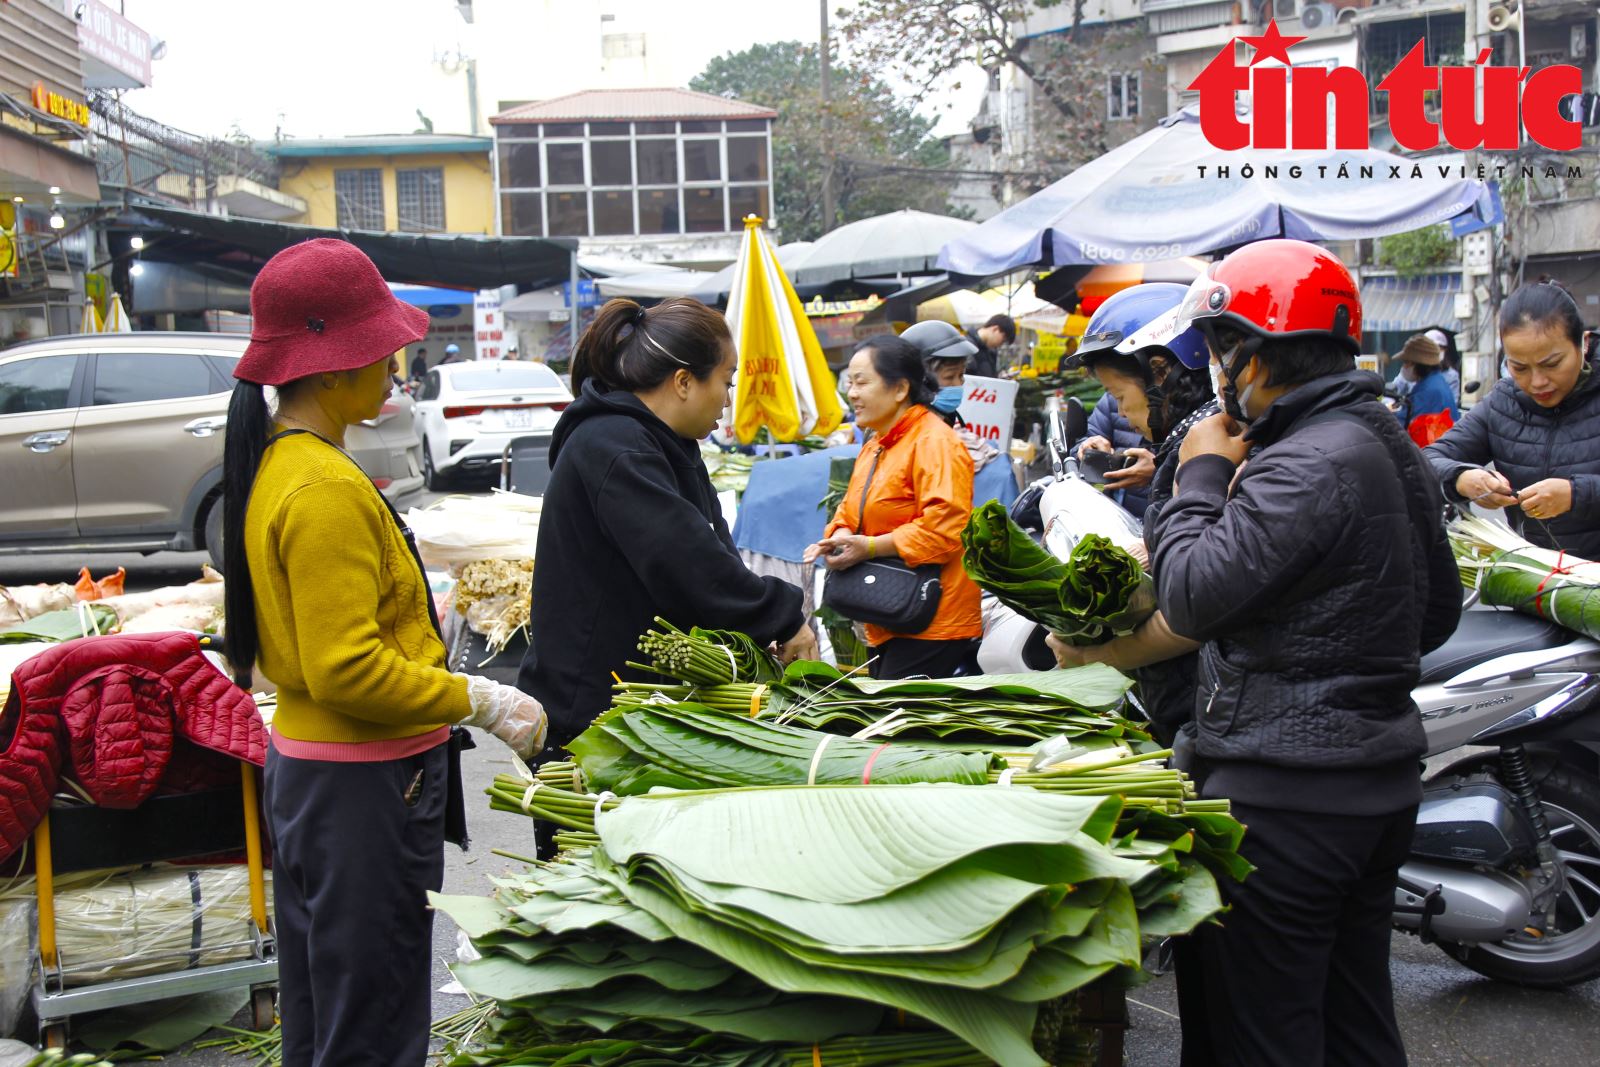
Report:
900,319,975,426
803,335,983,679
222,240,550,1067
1390,333,1459,438
1045,283,1216,744
1142,240,1461,1067
1424,280,1600,559
519,298,816,751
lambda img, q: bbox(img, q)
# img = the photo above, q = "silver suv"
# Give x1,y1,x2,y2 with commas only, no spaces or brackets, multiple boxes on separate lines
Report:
0,332,424,566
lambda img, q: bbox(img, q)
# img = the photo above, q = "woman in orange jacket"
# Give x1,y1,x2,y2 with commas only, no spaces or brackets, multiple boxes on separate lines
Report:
804,335,983,678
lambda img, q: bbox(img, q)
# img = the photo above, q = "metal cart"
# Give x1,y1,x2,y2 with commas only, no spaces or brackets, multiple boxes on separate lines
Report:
31,761,277,1046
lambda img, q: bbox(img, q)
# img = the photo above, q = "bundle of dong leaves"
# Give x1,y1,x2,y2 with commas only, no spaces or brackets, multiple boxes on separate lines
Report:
1451,515,1600,641
963,500,1156,645
620,627,1146,744
441,785,1236,1067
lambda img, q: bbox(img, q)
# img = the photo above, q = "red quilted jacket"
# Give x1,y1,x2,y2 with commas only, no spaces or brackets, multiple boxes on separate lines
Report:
0,631,265,864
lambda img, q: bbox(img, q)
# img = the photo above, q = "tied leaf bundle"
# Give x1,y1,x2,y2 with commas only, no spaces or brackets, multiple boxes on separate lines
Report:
611,661,1144,744
442,786,1225,1067
635,618,782,686
962,501,1155,645
1451,515,1600,640
568,704,997,794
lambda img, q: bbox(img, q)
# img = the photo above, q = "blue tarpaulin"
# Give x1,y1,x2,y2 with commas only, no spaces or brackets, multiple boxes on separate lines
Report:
732,444,1020,564
389,284,473,308
938,105,1495,278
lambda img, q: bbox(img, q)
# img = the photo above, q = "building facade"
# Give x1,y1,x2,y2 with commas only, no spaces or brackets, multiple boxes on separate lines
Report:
264,134,496,235
491,88,775,266
0,0,104,345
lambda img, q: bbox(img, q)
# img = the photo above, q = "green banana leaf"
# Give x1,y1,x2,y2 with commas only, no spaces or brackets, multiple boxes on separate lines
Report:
1476,548,1600,642
0,603,118,643
962,501,1156,644
568,704,997,794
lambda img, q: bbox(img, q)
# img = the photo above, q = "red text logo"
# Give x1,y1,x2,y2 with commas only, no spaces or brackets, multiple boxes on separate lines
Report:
1191,20,1582,153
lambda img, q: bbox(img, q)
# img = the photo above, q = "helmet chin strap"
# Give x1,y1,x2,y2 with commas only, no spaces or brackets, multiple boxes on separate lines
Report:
1219,339,1261,424
1144,385,1169,442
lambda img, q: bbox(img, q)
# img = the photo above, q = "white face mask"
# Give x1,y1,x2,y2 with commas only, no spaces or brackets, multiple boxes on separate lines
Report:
1209,360,1227,407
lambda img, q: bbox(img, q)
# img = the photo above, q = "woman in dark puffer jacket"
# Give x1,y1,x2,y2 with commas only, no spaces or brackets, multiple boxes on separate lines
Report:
1045,283,1215,748
1426,281,1600,559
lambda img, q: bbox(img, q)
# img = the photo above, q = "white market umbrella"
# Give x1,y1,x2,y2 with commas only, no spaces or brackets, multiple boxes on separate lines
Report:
794,210,978,286
79,301,101,333
102,293,132,333
939,104,1496,275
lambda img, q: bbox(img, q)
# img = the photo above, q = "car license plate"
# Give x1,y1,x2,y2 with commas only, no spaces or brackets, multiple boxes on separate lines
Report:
499,409,536,430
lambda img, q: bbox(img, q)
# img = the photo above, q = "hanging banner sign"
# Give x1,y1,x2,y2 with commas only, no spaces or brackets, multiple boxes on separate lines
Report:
474,289,505,360
958,375,1019,446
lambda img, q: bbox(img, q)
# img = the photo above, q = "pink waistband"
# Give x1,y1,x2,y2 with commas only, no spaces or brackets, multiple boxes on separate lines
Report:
269,725,450,763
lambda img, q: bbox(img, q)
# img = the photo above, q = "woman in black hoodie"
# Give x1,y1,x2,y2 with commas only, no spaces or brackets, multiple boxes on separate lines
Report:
518,298,815,751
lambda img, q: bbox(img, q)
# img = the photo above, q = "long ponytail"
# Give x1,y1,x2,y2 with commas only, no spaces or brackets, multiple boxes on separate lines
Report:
222,380,273,689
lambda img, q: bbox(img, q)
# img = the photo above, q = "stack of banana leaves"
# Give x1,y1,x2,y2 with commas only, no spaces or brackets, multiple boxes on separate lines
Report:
445,623,1246,1067
444,786,1240,1067
1451,515,1600,640
622,620,1147,745
962,501,1156,645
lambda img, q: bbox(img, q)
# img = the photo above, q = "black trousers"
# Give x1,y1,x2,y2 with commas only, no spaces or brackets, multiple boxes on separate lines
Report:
264,741,447,1067
866,637,980,680
1187,800,1417,1067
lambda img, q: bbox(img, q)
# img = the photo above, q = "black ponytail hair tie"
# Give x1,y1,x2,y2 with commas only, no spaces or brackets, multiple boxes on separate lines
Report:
632,306,648,327
306,317,326,333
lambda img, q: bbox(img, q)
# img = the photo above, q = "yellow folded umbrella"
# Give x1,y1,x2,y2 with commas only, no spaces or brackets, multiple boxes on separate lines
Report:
79,301,101,333
724,216,841,444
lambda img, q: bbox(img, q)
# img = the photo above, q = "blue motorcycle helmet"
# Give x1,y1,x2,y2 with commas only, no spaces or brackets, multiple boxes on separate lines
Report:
1068,283,1213,442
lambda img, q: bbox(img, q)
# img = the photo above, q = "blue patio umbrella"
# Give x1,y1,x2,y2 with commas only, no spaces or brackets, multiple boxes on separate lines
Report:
937,104,1500,278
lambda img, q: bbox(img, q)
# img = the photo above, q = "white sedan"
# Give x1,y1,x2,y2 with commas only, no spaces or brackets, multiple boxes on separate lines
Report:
412,361,574,489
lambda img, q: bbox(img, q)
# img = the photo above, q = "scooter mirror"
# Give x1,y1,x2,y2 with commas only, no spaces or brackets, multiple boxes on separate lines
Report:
1060,397,1088,451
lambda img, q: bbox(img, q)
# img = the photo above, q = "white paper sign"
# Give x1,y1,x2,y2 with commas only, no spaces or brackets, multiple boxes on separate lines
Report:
474,289,505,360
957,375,1018,446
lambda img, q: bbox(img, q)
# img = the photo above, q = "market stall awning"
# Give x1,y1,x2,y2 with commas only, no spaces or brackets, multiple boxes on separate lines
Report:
938,104,1497,280
1360,273,1461,335
121,202,577,290
389,283,473,307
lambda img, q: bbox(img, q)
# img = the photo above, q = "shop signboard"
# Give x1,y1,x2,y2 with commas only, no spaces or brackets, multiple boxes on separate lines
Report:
958,375,1018,447
474,289,505,360
562,279,600,308
77,0,154,89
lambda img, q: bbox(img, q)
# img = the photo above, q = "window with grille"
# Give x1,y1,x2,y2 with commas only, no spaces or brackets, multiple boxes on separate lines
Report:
1107,73,1140,121
334,168,385,230
396,168,446,232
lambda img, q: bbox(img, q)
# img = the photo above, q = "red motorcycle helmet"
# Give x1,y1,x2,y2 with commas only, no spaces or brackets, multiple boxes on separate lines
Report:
1175,239,1363,354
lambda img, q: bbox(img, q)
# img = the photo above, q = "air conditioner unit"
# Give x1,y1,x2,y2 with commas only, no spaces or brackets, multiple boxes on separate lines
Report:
1488,5,1522,34
1574,25,1589,60
1301,2,1337,31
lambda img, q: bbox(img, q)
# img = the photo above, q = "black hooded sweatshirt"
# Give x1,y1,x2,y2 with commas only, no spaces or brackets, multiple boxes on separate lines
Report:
518,382,804,750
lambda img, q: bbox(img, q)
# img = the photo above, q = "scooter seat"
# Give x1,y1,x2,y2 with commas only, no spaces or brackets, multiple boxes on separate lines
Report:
1418,610,1572,684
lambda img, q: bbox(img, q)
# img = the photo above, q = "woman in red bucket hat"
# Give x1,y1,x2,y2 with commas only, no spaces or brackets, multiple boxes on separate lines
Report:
221,239,547,1066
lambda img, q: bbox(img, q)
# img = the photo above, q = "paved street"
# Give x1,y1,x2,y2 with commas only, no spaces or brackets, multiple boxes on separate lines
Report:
7,485,1600,1065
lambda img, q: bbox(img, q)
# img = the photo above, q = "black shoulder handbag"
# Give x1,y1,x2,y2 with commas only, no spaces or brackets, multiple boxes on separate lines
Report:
822,449,943,632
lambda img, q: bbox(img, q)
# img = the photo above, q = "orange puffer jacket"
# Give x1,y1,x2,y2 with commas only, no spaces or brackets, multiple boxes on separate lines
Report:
825,405,983,645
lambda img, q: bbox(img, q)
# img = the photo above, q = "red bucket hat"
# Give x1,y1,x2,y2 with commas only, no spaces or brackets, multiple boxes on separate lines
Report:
234,238,432,386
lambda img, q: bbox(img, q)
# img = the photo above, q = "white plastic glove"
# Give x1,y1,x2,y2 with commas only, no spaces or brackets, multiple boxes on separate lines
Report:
457,674,548,759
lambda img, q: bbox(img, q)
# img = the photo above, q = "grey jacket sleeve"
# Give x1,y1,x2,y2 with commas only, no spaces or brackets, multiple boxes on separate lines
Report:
1151,452,1345,642
1423,401,1495,502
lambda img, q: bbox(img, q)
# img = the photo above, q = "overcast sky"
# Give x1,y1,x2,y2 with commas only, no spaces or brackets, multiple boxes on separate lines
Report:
116,0,981,142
